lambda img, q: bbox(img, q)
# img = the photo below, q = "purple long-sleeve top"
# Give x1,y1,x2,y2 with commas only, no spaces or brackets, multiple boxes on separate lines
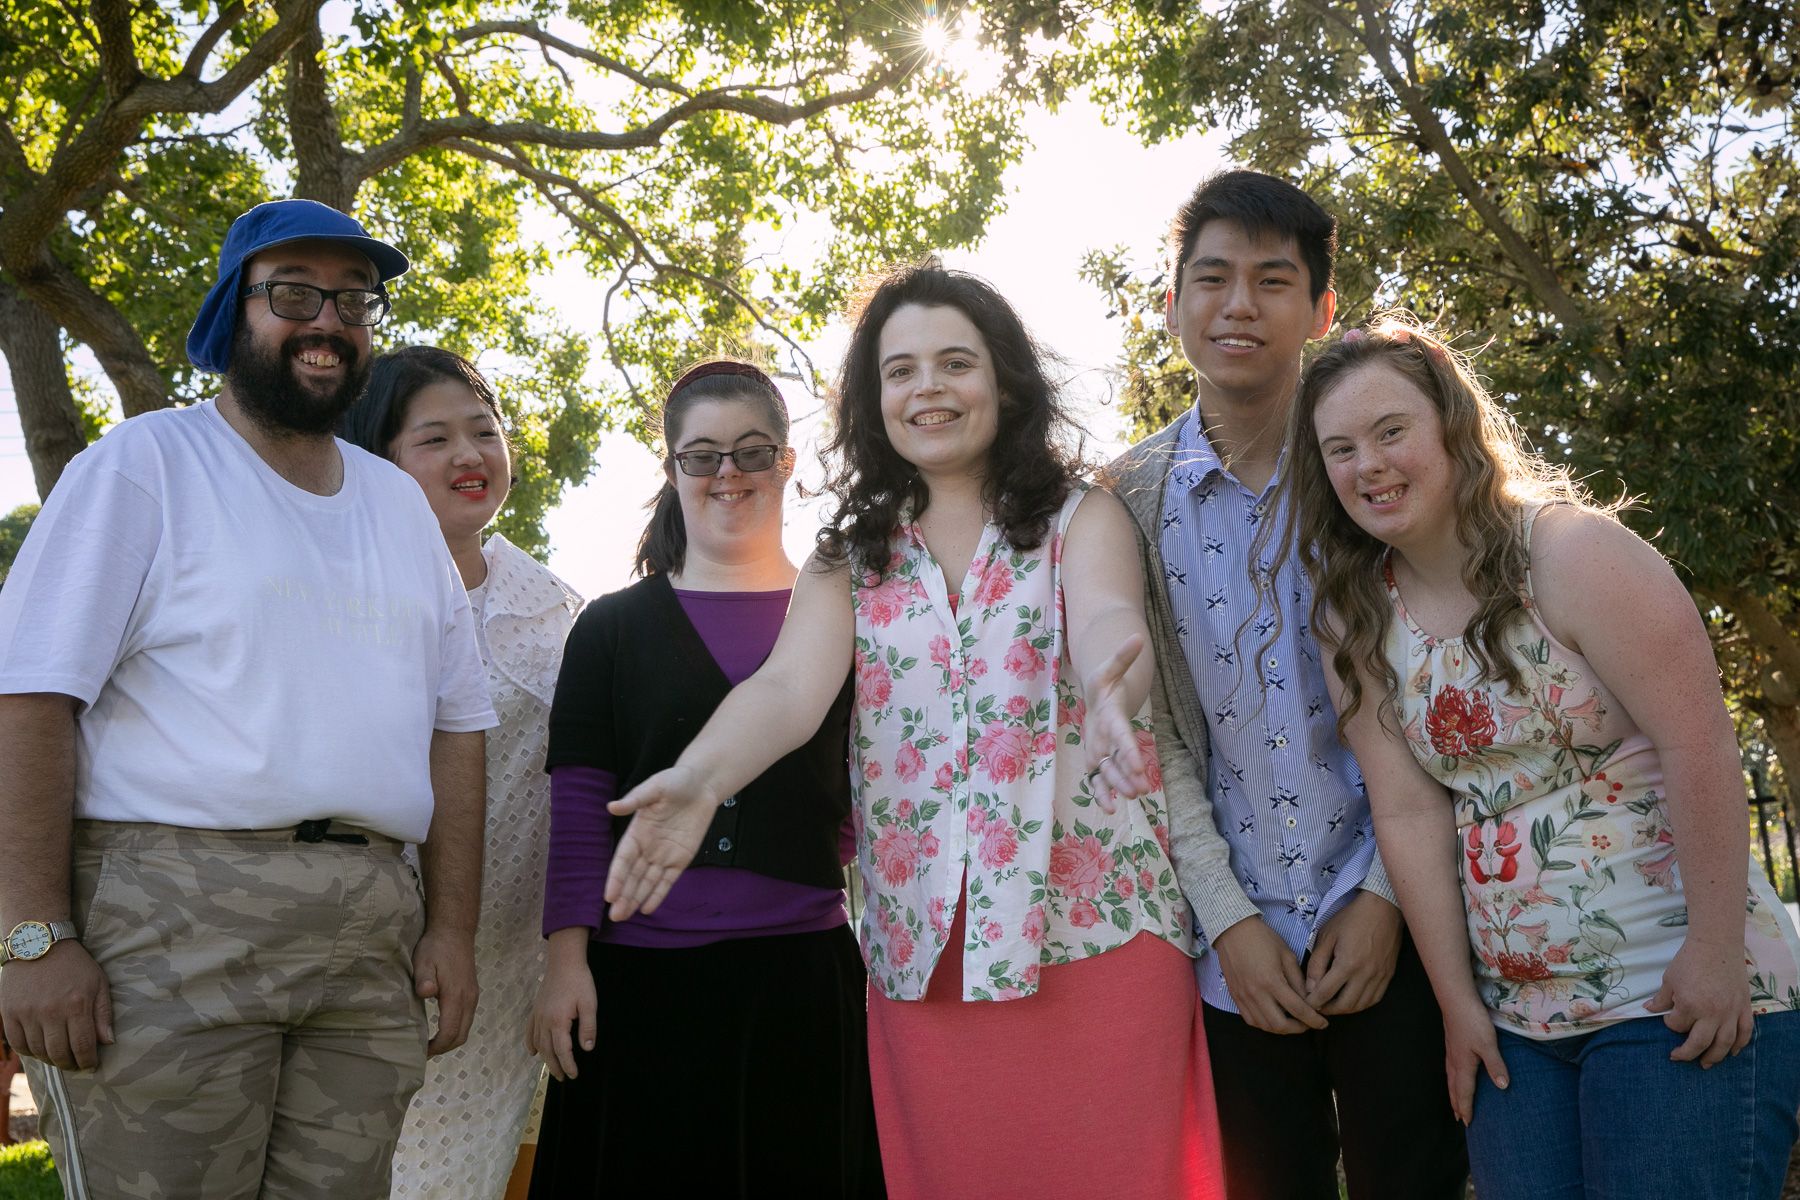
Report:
542,587,851,947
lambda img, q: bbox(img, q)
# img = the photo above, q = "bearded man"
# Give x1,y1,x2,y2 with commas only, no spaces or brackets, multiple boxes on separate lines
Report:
0,200,495,1197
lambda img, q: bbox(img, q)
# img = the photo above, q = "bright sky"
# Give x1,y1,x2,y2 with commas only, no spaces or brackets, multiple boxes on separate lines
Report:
0,97,1224,601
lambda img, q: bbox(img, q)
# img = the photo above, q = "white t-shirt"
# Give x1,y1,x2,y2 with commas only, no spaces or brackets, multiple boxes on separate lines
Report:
0,401,496,842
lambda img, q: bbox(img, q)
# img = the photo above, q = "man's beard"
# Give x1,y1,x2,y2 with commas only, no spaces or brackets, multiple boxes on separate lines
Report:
225,323,368,437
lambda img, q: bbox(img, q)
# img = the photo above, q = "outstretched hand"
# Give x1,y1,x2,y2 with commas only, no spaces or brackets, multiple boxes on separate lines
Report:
1081,634,1151,813
604,765,720,920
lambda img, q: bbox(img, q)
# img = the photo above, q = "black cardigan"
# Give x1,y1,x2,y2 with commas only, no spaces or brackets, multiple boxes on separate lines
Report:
544,573,853,889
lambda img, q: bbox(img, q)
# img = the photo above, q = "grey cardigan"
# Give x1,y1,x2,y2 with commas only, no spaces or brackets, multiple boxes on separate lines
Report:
1104,416,1394,950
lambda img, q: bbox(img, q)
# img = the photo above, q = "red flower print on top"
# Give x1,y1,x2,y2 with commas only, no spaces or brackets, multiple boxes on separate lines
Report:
861,573,912,627
856,659,893,710
974,721,1033,783
978,822,1019,870
1425,684,1498,758
1134,728,1162,792
1495,950,1553,982
1049,834,1115,899
971,555,1013,609
1068,899,1101,928
873,824,922,887
894,742,926,783
1465,819,1522,885
1003,637,1046,681
929,634,953,669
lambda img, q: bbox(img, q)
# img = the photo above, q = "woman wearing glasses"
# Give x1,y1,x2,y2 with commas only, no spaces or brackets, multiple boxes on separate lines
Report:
526,361,884,1198
338,347,582,1200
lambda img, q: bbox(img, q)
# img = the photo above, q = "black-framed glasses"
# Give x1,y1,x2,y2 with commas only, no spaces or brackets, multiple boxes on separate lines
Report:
242,280,392,326
671,444,782,476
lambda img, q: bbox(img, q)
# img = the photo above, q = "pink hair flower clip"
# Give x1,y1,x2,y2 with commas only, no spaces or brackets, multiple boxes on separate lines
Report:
1342,328,1368,346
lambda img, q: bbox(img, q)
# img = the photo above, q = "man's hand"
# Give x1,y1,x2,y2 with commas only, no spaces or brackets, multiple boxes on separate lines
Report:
413,926,478,1057
1646,933,1754,1068
1304,891,1403,1016
1213,916,1328,1034
0,943,114,1070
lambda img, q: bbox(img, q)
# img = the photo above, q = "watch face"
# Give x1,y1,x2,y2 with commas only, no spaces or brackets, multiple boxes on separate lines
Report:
7,922,52,960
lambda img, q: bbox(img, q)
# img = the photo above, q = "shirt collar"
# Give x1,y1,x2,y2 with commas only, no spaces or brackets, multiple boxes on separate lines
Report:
1172,406,1290,500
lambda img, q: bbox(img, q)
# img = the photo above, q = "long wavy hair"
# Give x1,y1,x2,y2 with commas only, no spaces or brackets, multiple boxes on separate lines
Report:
1269,312,1611,738
818,259,1082,578
635,359,791,577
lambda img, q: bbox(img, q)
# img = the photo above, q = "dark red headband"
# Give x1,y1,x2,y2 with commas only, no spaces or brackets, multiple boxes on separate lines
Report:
667,359,778,399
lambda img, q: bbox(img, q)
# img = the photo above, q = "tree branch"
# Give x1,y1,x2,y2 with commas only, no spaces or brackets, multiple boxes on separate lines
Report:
1332,0,1598,341
0,281,88,497
348,54,914,188
285,14,353,209
447,20,690,97
179,1,250,81
89,0,144,97
1706,586,1800,686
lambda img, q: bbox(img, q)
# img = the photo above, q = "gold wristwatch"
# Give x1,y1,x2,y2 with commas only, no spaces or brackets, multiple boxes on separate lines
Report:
1,920,80,964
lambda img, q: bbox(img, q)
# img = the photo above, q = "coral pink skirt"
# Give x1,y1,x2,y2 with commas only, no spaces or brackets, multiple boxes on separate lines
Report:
865,901,1225,1200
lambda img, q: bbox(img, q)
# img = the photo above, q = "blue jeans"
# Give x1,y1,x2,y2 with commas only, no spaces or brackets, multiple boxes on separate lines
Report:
1465,1009,1800,1200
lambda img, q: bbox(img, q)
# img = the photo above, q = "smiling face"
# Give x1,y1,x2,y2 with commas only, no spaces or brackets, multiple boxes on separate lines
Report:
228,239,379,435
1166,219,1335,408
668,396,793,565
1313,362,1458,552
876,303,1001,483
389,380,510,544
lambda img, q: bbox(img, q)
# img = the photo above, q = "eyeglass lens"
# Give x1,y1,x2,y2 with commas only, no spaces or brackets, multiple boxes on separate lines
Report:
263,282,389,326
675,445,780,475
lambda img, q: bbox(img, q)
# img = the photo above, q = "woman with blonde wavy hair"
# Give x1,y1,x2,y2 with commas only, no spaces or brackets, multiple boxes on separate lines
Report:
1275,314,1800,1199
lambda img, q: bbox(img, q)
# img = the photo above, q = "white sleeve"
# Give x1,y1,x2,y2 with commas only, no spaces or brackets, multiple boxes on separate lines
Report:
0,454,162,709
431,547,497,733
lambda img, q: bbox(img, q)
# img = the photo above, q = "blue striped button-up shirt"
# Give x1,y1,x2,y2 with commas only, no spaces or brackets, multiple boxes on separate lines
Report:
1159,411,1380,1013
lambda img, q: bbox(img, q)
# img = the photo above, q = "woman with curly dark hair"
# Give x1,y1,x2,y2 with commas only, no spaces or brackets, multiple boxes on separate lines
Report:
601,261,1225,1199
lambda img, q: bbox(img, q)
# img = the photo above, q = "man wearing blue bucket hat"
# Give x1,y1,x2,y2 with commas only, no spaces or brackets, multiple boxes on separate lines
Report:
0,199,496,1195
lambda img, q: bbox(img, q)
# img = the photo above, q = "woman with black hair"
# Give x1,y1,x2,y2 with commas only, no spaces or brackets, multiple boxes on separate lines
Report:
604,266,1225,1198
339,346,581,1199
524,360,884,1198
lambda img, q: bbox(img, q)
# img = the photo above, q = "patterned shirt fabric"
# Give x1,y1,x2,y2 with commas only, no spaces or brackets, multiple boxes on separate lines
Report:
1159,411,1381,1012
1386,509,1800,1038
852,486,1194,1002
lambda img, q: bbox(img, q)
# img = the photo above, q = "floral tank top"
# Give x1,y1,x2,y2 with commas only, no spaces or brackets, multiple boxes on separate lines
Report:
1384,506,1800,1038
851,486,1194,1002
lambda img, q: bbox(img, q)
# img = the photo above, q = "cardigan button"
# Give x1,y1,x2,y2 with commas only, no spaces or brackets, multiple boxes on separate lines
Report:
717,837,733,852
722,795,738,808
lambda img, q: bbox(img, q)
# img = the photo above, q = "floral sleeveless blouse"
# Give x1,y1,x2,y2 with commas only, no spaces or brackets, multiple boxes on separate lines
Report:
1384,507,1800,1038
851,486,1194,1002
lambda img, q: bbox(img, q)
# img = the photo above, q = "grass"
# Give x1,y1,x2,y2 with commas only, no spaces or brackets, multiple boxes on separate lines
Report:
0,1141,59,1200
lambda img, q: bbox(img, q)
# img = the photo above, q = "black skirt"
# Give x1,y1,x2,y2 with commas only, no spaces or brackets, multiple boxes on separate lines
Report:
528,923,885,1199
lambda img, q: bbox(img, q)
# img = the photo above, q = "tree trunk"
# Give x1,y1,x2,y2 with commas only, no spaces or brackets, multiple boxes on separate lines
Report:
0,283,87,497
286,18,354,211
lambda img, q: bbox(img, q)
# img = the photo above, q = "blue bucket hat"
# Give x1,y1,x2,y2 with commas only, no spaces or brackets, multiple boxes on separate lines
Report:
186,199,410,375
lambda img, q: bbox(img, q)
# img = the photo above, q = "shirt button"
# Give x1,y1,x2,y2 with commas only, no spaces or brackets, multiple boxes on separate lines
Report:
1285,816,1297,829
1297,894,1309,905
717,837,733,852
1273,735,1289,748
1254,502,1267,515
722,795,737,808
1266,657,1279,670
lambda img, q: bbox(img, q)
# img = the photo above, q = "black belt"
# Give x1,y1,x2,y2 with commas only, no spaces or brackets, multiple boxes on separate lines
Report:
293,818,369,845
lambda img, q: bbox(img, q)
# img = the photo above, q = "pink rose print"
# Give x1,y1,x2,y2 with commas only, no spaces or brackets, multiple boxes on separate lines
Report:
1021,905,1048,947
1049,834,1115,899
895,797,916,821
895,743,925,783
972,556,1013,609
1154,823,1171,858
973,720,1033,783
1139,869,1156,894
861,574,912,627
976,917,1003,944
929,634,953,669
1068,899,1101,928
1033,731,1058,758
933,763,955,792
1021,964,1040,988
919,828,942,860
1006,694,1031,718
967,658,988,681
890,924,915,967
856,659,893,710
1116,872,1135,898
1003,637,1046,681
1057,690,1086,729
1135,728,1162,792
928,896,949,936
967,805,987,833
863,758,883,782
873,825,922,887
978,822,1019,870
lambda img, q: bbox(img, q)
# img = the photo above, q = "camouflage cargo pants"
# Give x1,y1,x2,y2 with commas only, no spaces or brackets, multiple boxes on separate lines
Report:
22,820,428,1199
